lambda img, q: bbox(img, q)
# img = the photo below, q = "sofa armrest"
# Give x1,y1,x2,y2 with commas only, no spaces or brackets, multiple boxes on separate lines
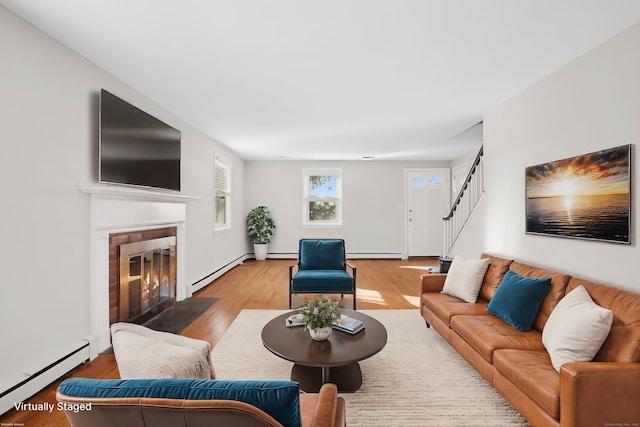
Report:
300,383,346,427
420,273,447,294
560,362,640,427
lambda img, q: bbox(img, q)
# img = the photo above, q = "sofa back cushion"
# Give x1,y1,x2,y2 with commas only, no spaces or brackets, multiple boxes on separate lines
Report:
299,239,345,270
567,278,640,363
509,262,571,332
57,378,301,427
479,254,514,301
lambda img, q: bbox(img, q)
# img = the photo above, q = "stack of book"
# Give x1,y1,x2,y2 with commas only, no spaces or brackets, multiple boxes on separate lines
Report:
333,314,365,334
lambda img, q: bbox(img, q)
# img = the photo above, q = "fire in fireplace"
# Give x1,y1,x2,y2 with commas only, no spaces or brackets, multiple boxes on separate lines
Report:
118,236,177,322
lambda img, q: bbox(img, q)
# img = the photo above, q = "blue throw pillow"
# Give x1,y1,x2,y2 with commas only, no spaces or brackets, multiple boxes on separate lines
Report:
487,270,551,332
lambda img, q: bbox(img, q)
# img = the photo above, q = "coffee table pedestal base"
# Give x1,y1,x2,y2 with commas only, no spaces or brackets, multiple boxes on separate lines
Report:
291,362,362,393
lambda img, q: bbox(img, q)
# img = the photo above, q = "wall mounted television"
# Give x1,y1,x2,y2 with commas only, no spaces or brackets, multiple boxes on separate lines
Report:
99,89,181,191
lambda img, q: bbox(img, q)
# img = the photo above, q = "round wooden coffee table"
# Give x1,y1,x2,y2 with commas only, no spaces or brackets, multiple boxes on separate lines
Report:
261,309,387,392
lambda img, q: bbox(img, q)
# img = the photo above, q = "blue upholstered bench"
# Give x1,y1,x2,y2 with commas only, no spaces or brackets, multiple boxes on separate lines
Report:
56,377,345,427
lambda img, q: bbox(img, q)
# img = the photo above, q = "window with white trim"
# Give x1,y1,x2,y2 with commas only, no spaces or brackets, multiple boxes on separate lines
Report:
214,156,231,231
303,168,343,226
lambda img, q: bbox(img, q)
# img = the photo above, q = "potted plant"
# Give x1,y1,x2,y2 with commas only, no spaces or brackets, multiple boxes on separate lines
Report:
246,206,276,260
299,296,341,341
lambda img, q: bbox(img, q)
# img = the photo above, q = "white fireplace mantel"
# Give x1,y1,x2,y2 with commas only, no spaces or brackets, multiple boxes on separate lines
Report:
81,186,200,356
79,186,200,203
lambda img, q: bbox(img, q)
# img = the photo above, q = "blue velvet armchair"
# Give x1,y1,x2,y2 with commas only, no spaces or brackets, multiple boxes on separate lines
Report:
289,239,357,309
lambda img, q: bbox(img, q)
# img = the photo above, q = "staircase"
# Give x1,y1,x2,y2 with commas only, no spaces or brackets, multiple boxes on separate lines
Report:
442,146,484,256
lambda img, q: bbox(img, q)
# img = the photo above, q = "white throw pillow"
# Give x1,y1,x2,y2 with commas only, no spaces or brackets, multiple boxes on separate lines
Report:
542,285,613,372
110,322,215,379
441,255,490,303
112,330,213,379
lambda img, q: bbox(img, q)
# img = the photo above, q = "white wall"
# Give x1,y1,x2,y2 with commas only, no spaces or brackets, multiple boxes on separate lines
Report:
455,22,640,292
0,6,246,394
182,132,247,288
245,160,449,257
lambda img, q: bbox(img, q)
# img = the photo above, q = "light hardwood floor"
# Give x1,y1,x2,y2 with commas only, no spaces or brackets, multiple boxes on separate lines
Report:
0,257,436,426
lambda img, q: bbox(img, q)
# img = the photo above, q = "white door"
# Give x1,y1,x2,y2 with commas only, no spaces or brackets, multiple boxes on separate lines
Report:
406,169,450,256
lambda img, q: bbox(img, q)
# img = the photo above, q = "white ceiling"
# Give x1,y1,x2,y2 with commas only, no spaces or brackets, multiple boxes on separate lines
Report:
3,1,640,161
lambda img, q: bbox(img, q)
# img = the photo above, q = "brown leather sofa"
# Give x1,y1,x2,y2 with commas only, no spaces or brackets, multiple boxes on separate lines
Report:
56,378,345,427
420,253,640,427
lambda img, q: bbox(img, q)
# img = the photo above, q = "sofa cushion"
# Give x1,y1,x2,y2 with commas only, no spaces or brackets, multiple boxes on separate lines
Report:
299,239,345,270
479,254,514,301
291,270,354,292
422,292,489,327
493,349,560,419
487,270,551,332
509,262,571,332
451,315,545,363
57,378,302,427
441,255,490,303
566,278,640,363
543,285,613,371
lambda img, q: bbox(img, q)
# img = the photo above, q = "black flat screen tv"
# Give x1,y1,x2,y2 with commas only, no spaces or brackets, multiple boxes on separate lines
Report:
99,89,181,191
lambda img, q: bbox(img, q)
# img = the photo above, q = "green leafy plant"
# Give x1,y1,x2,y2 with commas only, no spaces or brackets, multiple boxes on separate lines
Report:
299,296,341,330
246,206,276,244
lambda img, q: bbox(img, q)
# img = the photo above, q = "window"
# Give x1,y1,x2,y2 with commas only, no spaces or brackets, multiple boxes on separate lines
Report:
303,168,343,226
214,156,231,231
429,176,443,185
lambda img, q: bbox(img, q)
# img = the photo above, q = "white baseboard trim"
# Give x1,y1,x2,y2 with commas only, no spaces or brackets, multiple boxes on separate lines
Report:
256,252,296,259
0,343,90,416
346,252,403,259
248,252,404,260
191,254,249,292
191,251,403,292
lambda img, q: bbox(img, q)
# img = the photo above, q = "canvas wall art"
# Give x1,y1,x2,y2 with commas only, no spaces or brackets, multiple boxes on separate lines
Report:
525,144,631,244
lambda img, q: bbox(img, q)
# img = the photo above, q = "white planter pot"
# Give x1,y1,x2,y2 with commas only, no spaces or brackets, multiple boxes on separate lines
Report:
309,327,332,341
253,243,268,260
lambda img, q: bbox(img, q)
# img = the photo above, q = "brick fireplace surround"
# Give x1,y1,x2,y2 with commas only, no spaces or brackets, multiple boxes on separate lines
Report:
81,186,197,357
108,227,177,325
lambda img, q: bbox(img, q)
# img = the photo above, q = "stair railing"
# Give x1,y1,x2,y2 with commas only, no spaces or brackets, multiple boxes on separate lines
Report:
443,146,484,256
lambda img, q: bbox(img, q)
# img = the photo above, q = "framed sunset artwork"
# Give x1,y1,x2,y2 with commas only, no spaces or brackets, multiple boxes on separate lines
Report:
525,144,631,244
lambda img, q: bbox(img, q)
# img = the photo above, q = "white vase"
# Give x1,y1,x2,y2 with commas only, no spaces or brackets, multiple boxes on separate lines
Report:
253,243,268,260
309,327,332,341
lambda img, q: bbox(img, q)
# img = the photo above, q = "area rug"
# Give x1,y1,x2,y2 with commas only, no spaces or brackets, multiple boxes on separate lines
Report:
143,297,218,334
212,309,530,427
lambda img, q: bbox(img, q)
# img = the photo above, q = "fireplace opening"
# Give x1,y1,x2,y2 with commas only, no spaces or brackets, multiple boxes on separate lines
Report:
118,236,176,323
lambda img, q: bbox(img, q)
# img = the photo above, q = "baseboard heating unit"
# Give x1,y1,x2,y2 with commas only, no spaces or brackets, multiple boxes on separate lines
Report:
0,339,92,415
